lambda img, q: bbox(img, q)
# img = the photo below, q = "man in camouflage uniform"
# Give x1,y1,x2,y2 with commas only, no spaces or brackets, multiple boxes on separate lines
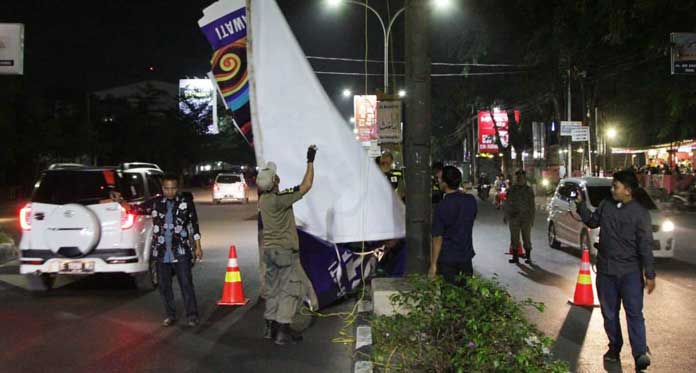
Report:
256,145,317,345
504,170,536,264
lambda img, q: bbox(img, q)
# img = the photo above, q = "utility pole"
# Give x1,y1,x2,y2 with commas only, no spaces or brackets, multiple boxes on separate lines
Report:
567,69,572,177
404,0,431,274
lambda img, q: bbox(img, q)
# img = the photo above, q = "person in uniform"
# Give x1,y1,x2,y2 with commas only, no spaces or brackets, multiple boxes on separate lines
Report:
256,145,317,345
379,151,405,200
503,170,535,264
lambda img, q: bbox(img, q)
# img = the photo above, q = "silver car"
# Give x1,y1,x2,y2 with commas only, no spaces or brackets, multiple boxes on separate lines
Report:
547,177,675,258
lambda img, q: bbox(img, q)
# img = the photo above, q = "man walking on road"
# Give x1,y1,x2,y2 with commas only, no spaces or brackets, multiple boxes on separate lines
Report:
112,174,203,327
504,170,535,264
429,166,478,283
575,170,655,371
256,146,317,345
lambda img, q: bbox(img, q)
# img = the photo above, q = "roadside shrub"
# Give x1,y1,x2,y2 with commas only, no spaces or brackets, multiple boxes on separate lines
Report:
371,275,568,372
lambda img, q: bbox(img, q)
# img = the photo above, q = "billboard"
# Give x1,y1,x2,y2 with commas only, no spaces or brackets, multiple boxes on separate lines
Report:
198,0,253,145
354,95,378,142
671,33,696,75
377,100,403,144
0,23,24,75
179,79,219,134
477,109,520,153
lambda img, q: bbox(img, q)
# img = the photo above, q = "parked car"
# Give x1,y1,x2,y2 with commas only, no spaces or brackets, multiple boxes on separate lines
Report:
547,177,675,258
212,173,249,204
18,165,164,291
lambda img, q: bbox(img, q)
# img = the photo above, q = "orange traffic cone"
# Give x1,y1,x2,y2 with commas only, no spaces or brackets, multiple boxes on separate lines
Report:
217,245,248,306
506,243,526,257
568,249,599,307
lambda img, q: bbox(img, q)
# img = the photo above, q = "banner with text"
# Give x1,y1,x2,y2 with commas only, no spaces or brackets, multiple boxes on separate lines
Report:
477,109,520,153
354,95,379,142
198,0,253,145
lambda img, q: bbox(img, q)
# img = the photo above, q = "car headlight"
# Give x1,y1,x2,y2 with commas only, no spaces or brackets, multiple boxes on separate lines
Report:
661,220,675,232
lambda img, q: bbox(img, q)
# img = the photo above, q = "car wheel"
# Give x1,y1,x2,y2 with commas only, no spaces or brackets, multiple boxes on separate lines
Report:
214,199,221,205
134,257,158,291
26,274,55,292
548,222,561,249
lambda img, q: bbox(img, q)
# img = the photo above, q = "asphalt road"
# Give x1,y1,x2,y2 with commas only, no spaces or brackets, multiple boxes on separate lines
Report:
0,189,353,373
1,190,695,372
472,196,696,373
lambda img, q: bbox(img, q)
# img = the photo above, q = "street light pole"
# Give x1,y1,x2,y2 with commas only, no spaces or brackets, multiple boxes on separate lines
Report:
337,1,405,94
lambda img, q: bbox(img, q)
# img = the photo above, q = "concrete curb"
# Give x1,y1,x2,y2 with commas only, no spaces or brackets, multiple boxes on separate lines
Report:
353,298,374,373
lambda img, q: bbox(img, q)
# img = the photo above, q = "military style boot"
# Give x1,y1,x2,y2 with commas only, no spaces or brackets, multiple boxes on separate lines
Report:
263,319,278,340
274,323,303,345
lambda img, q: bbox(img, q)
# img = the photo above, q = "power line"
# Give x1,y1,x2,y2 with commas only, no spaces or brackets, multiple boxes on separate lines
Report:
313,70,531,77
306,55,528,67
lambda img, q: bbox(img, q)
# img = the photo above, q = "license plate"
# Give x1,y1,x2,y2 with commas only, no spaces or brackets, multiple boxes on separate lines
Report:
61,261,95,273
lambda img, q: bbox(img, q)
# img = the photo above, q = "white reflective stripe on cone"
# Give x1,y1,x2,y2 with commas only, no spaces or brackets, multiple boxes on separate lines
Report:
228,258,239,267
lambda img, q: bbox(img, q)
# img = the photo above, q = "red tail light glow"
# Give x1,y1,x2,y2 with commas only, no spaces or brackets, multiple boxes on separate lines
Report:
120,206,135,230
19,204,31,231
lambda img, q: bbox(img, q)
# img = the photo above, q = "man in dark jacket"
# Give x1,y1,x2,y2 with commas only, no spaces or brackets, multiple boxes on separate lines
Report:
504,170,535,264
429,166,478,283
575,170,655,371
112,174,203,327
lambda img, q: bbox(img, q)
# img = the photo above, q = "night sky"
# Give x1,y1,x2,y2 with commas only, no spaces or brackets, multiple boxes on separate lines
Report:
4,0,472,103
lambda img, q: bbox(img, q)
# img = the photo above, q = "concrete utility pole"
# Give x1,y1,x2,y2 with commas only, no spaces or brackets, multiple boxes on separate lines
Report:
404,0,432,274
567,69,572,176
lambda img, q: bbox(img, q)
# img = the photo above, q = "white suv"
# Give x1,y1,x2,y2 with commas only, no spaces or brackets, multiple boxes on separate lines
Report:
212,173,249,204
547,177,675,258
18,165,164,291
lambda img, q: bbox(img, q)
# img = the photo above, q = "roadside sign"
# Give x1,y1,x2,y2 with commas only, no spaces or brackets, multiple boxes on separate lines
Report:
671,33,696,75
571,127,590,142
367,143,381,158
0,23,24,75
560,121,582,136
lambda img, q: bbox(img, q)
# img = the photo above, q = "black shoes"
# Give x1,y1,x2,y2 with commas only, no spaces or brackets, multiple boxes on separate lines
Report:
509,258,519,264
603,349,620,363
274,323,303,345
264,320,278,340
162,318,176,327
187,318,200,327
635,354,651,371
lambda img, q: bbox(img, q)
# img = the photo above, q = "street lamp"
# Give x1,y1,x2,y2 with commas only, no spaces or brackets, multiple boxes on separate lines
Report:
326,0,407,94
342,88,352,98
606,127,618,139
349,116,356,123
398,89,406,98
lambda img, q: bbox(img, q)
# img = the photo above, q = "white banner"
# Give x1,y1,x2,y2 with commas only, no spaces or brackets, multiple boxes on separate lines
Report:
377,101,403,143
247,0,405,243
0,23,24,75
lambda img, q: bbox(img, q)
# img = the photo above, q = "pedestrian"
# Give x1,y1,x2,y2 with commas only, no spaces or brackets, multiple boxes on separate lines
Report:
432,161,444,204
378,151,405,200
429,166,478,284
256,145,317,345
257,190,267,299
504,170,535,264
111,174,203,327
575,170,655,371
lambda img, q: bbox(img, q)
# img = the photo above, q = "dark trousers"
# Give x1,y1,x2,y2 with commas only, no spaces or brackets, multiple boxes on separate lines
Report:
157,260,199,320
596,271,647,358
438,260,473,285
509,221,532,260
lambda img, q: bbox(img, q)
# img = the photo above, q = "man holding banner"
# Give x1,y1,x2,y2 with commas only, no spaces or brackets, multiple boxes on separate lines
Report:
256,146,317,345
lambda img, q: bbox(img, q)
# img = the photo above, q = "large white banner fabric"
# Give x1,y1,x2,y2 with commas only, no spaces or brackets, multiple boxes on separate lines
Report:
247,0,405,243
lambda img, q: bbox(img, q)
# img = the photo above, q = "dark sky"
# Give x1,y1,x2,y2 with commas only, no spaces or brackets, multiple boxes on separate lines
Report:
4,0,471,100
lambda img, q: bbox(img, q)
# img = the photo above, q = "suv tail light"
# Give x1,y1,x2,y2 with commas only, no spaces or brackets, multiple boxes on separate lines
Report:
120,206,135,230
214,184,220,192
19,204,31,231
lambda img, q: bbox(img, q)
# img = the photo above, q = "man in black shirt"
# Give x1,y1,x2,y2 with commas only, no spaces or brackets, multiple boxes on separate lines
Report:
429,166,478,283
576,171,655,371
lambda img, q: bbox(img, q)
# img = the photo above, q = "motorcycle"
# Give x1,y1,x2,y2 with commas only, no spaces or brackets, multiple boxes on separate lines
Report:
495,186,508,209
477,184,491,200
671,183,696,211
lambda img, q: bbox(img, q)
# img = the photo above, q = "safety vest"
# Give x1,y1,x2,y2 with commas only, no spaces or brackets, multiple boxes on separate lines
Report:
386,169,403,190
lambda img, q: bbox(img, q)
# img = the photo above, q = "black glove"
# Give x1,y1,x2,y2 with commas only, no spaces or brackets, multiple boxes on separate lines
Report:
307,145,317,163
